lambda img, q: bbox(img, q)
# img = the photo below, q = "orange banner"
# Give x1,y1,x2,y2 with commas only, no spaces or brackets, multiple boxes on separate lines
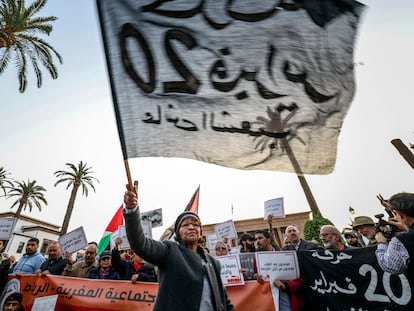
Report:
4,276,275,311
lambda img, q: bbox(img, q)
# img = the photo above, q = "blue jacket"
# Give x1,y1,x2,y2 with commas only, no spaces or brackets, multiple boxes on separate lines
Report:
12,252,45,275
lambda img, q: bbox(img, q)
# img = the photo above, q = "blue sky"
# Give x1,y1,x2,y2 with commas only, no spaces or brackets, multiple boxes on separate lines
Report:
1,0,414,243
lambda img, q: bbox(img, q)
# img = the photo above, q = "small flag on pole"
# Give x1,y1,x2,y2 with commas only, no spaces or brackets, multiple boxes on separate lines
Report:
97,204,124,255
159,185,200,241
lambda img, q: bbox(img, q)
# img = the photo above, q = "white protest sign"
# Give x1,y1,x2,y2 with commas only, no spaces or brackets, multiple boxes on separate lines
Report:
31,294,58,311
0,218,16,240
214,220,237,240
118,226,131,250
58,227,88,255
110,231,120,251
264,197,285,219
216,254,245,287
142,221,152,239
256,251,300,281
141,208,163,228
206,233,219,252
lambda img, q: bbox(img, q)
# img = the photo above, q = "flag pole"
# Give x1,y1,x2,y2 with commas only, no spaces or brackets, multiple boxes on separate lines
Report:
391,138,414,170
124,159,133,189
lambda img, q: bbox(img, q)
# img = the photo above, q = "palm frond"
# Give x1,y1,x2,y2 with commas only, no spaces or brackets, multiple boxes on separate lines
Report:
0,50,11,73
0,0,62,92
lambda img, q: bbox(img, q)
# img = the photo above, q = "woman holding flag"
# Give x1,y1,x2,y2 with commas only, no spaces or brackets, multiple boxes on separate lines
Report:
123,181,233,311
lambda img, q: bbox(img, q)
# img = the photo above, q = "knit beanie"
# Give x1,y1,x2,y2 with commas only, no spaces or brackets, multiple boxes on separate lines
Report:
5,292,22,303
174,211,201,236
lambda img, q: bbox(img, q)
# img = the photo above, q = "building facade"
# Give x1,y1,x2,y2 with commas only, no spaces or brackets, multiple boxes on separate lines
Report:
202,211,311,251
0,212,60,260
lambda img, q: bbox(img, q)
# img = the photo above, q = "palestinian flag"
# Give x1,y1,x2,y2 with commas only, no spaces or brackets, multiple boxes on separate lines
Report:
97,204,124,254
159,185,200,241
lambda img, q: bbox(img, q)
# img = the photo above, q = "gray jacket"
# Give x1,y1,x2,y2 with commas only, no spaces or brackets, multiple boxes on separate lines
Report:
124,208,234,311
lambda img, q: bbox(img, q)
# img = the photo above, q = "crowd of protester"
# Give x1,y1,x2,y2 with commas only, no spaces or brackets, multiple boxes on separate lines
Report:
0,190,413,310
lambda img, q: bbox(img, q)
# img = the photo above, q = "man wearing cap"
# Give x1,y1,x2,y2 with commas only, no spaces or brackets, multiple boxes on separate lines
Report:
123,181,233,311
88,251,120,280
352,216,377,246
2,292,24,311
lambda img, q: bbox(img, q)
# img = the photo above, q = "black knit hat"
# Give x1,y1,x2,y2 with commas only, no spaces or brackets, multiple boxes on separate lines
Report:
5,292,22,303
174,211,201,236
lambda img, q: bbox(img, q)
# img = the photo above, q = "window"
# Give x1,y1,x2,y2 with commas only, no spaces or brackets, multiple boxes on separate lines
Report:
16,242,25,254
40,239,50,255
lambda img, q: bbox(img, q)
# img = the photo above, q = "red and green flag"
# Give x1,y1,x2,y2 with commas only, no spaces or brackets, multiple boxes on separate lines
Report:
97,204,124,254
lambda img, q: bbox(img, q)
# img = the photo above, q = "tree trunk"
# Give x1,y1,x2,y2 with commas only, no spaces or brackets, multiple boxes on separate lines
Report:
14,200,25,220
60,183,79,236
283,138,321,216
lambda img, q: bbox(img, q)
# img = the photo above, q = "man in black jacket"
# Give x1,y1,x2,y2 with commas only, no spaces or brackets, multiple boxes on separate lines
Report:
35,242,67,276
282,225,318,251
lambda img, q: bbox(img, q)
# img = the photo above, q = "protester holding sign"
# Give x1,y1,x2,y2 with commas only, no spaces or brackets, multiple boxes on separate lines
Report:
123,181,233,311
61,244,98,278
376,192,414,275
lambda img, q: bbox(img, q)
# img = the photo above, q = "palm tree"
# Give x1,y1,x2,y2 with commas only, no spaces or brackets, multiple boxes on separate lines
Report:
54,161,99,236
7,179,47,219
0,166,13,197
0,0,63,93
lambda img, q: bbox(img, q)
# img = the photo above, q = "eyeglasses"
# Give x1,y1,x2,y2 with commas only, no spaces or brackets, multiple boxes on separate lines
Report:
319,233,332,238
85,251,96,255
180,222,201,228
215,247,226,251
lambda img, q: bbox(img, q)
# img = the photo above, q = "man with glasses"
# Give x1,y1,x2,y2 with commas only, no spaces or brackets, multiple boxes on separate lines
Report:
319,225,347,250
61,244,98,278
124,181,233,311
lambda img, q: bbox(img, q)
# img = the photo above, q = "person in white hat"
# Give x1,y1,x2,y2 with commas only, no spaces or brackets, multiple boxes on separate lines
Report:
352,216,377,246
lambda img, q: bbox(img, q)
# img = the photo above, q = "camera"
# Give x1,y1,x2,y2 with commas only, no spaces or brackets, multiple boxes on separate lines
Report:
374,213,400,241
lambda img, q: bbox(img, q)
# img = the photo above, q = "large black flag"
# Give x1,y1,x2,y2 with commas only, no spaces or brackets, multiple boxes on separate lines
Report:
298,247,413,310
97,0,365,174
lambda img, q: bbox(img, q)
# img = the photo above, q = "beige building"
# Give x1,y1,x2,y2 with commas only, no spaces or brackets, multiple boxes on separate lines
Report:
0,212,60,260
202,211,311,249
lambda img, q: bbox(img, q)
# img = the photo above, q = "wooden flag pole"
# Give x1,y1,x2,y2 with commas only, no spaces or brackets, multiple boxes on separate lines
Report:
283,138,321,216
124,159,134,189
391,138,414,170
